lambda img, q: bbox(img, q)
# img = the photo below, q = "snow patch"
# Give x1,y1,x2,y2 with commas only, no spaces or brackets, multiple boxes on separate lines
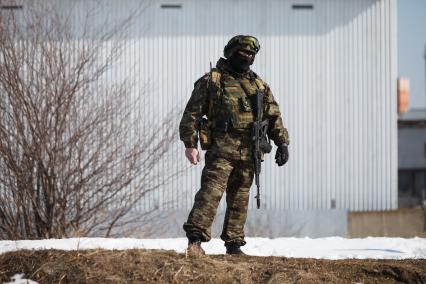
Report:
4,274,38,284
0,237,425,259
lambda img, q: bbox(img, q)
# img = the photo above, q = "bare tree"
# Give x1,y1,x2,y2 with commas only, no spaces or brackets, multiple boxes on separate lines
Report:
0,1,177,239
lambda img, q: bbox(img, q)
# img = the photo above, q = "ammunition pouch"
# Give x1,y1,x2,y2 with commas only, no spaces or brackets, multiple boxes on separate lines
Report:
198,118,212,150
213,119,230,133
260,137,272,154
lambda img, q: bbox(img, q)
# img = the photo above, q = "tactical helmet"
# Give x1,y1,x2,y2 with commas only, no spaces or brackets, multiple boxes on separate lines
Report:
223,35,260,59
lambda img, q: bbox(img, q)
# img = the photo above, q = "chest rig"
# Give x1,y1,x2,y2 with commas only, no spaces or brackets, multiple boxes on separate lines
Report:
207,68,266,131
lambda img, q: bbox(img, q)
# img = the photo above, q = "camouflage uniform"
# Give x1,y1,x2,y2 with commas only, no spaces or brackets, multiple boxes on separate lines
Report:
179,57,289,246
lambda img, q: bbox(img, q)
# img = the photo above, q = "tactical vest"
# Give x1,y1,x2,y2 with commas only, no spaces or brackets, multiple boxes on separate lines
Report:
207,68,266,130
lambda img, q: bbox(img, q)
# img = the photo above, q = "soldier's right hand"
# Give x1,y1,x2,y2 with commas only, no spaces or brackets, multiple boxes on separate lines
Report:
185,148,200,165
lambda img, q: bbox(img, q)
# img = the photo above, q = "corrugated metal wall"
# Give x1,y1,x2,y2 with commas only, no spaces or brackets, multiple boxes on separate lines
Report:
66,0,398,211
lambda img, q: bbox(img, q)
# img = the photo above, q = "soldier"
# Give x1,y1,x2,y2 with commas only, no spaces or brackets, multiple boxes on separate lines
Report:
179,35,289,256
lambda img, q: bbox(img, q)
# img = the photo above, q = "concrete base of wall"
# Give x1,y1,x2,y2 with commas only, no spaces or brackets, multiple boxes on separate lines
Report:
348,208,426,238
123,208,426,239
130,209,348,238
245,209,348,238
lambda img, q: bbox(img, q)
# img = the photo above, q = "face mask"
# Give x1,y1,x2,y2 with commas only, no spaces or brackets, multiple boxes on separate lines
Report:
228,51,255,73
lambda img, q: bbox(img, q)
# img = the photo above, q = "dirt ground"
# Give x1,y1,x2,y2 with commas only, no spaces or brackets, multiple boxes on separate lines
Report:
0,249,425,284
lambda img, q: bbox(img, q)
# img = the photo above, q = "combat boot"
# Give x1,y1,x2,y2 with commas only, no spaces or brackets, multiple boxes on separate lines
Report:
225,242,246,255
186,236,205,258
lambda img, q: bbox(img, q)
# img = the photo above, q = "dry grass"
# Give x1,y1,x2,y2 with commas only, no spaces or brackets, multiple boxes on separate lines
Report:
0,249,425,283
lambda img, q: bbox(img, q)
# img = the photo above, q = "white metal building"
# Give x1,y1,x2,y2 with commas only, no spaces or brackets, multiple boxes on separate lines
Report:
111,0,397,212
4,0,398,235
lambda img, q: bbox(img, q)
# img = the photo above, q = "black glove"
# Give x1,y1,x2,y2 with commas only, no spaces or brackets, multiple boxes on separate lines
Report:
275,144,289,166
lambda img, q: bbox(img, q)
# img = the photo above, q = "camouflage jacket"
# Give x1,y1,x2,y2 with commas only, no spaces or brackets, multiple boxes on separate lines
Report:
179,58,289,161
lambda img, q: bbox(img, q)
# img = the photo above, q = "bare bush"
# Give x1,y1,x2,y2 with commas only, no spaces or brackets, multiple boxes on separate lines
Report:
0,1,177,239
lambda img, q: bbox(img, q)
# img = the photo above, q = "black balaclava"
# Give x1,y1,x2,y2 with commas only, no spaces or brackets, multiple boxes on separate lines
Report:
228,50,255,74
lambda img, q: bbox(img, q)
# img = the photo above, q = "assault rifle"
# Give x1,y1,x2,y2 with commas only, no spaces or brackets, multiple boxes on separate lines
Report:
252,90,272,209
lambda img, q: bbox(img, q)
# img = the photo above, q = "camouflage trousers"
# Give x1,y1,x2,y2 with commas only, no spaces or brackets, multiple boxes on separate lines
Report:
183,152,254,246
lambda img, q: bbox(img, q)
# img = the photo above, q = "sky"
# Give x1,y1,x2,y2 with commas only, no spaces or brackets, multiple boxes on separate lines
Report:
398,0,426,110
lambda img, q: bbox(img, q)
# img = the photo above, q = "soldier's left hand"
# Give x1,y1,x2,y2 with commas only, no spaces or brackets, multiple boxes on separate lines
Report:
275,144,289,166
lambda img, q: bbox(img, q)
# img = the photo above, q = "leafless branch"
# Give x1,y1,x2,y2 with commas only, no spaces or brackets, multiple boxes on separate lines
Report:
0,0,178,240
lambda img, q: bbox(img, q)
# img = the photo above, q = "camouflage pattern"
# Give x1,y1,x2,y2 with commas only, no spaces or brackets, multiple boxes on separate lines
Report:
223,35,260,59
183,152,254,244
179,57,289,245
